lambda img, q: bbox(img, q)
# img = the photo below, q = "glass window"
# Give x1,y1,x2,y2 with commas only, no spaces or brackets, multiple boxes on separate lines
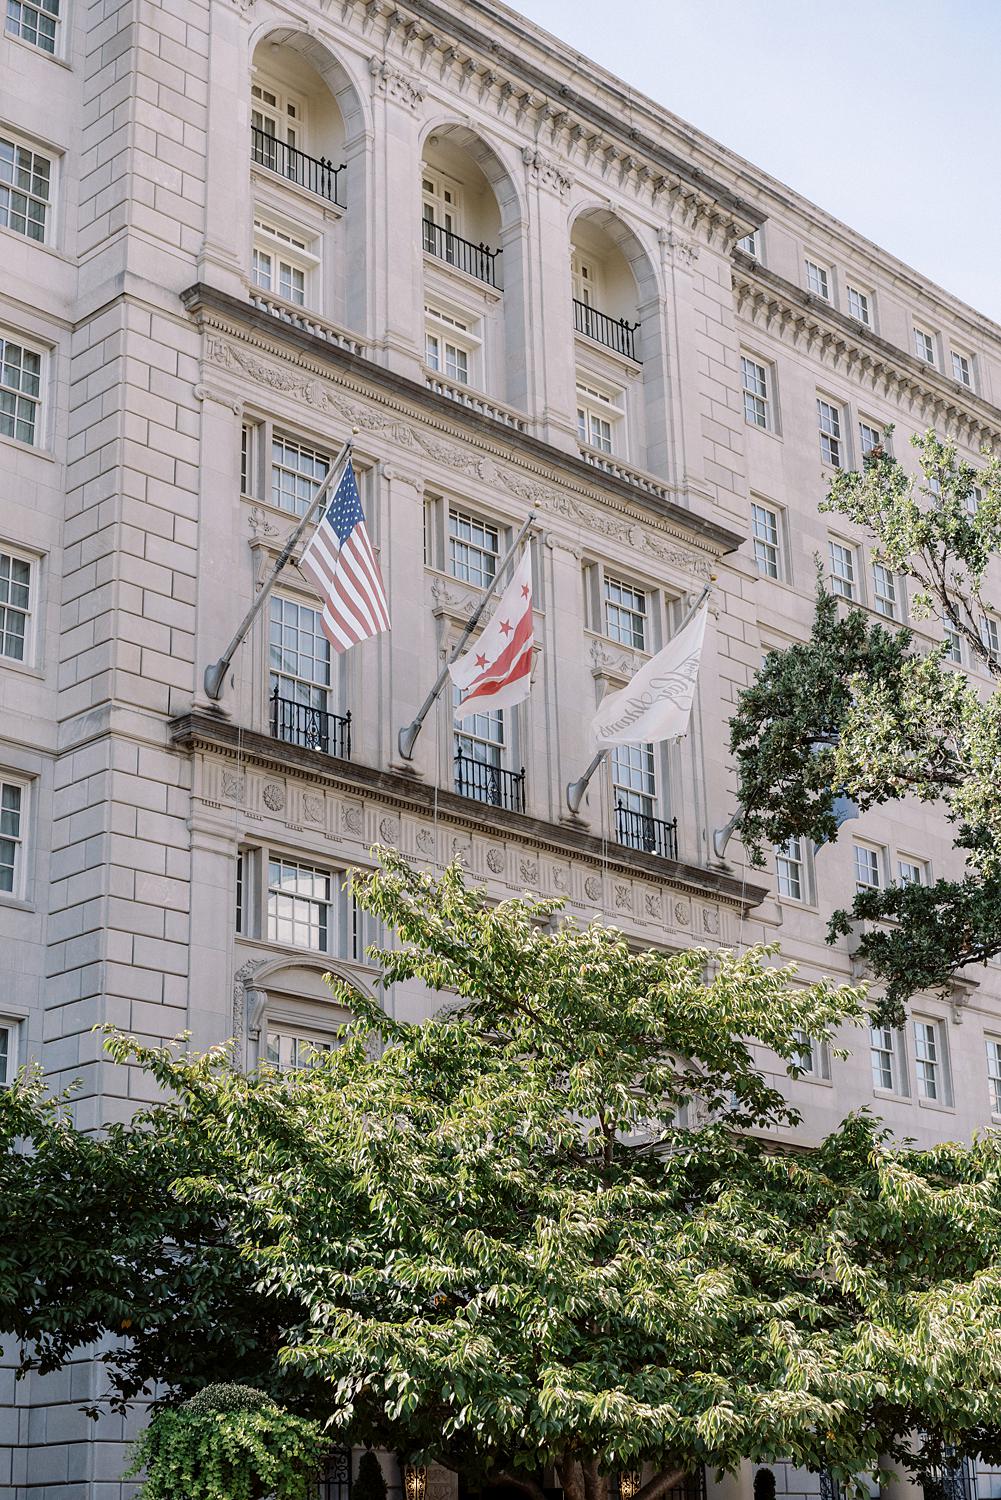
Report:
425,331,468,383
0,1022,11,1085
737,231,758,257
741,356,769,429
793,1029,829,1079
913,1019,942,1101
751,503,780,578
612,743,656,821
986,1038,1001,1115
872,562,897,619
0,336,42,447
576,380,619,454
271,435,329,517
817,399,843,467
269,594,329,711
943,618,963,664
952,351,973,388
0,136,51,242
846,286,871,325
853,842,882,892
0,780,23,895
0,550,31,661
897,857,926,886
267,857,332,952
870,1025,897,1092
265,1029,334,1071
980,615,1000,659
828,540,856,600
603,576,647,649
454,699,504,804
914,328,935,364
252,248,305,305
776,838,805,901
805,259,830,299
448,509,498,589
859,422,885,457
5,0,58,51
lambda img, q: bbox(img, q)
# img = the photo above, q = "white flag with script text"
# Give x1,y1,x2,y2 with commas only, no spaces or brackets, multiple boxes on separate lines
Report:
590,601,709,747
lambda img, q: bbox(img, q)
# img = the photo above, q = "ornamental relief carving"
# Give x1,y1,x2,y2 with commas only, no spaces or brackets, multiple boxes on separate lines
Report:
369,56,427,109
203,337,712,576
521,145,573,197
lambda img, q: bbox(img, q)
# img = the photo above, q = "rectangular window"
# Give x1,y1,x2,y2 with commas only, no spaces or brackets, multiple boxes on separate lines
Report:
980,614,1000,659
859,422,885,457
846,285,871,325
252,216,316,307
603,576,647,649
897,857,927,887
737,231,758,257
5,0,58,52
0,136,51,243
269,594,330,729
0,335,42,447
241,422,254,496
828,539,856,600
576,380,620,455
265,1029,334,1071
776,837,805,901
966,485,983,517
870,1025,898,1092
751,502,780,579
872,562,898,619
448,508,499,589
943,618,963,664
235,851,244,934
914,327,936,364
267,857,332,952
987,1038,1001,1116
793,1029,830,1080
612,742,657,824
0,549,31,662
853,842,882,893
0,1021,13,1085
252,248,305,305
740,355,770,429
817,399,843,467
0,780,24,896
271,435,329,517
425,305,476,386
454,701,504,804
914,1018,946,1102
952,351,973,388
805,259,831,299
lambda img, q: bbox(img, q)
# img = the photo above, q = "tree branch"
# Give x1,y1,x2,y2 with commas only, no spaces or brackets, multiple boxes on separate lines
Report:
633,1469,687,1500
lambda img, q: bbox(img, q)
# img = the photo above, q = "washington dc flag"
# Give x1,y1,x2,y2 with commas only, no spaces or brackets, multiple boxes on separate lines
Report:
449,550,534,719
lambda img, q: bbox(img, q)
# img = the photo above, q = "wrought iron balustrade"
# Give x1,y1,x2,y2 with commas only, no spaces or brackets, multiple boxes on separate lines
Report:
422,218,502,286
615,801,678,860
250,126,346,208
573,297,641,361
454,750,525,812
271,690,351,759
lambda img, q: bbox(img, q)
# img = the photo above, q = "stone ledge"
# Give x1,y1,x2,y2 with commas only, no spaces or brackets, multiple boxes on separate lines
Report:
169,711,767,913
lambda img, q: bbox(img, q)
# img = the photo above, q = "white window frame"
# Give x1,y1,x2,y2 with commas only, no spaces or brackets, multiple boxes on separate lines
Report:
805,258,832,300
846,284,872,327
0,130,54,245
448,506,501,589
266,853,335,955
603,574,648,650
422,166,463,237
740,355,771,430
576,376,623,455
0,330,45,450
252,213,319,309
0,1018,18,1085
859,421,887,458
896,856,928,887
980,613,1000,663
951,349,974,389
0,545,35,664
571,248,601,306
736,230,758,258
853,840,884,894
828,538,858,601
424,303,480,387
817,398,845,468
913,326,936,365
251,77,307,151
269,431,331,518
4,0,59,54
913,1016,951,1106
0,775,29,902
792,1028,831,1081
870,1024,907,1096
775,837,808,903
611,741,659,831
943,616,963,665
872,561,898,619
269,592,332,726
986,1036,1001,1117
263,1025,335,1072
750,501,782,580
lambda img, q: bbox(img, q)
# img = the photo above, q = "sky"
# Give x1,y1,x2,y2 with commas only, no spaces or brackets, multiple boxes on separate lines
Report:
509,0,1001,325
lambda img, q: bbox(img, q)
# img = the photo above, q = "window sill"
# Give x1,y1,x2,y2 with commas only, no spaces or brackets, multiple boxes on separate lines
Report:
0,224,71,264
2,29,72,68
0,895,34,913
872,1086,910,1103
0,656,45,680
743,419,784,444
917,1094,955,1114
0,433,54,462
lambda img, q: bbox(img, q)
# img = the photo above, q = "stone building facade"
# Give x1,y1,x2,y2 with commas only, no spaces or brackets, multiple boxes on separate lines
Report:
1,0,1000,1493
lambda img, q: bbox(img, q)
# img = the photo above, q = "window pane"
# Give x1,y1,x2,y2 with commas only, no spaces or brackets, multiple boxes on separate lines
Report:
271,436,329,517
0,551,31,661
267,857,331,951
603,576,647,649
449,509,498,588
0,338,41,448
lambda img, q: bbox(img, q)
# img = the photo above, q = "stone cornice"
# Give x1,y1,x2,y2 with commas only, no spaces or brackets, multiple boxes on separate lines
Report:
181,282,745,557
734,254,1001,450
170,711,767,913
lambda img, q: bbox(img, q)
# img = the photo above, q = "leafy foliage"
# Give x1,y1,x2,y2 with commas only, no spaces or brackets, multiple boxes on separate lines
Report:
126,1383,328,1500
728,431,1001,1014
6,855,1001,1497
354,1450,389,1500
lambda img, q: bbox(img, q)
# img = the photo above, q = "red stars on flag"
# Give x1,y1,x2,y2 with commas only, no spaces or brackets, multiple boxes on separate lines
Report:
448,552,534,718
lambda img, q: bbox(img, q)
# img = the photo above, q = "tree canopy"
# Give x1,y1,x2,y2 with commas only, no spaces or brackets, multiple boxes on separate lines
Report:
728,431,1001,1017
5,854,1001,1497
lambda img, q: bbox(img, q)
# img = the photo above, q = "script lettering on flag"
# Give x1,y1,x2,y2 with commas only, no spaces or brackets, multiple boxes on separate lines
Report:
591,599,709,747
297,458,390,654
449,551,534,719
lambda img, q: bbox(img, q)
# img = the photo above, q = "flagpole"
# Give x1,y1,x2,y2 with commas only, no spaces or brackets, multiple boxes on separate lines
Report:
202,435,354,702
565,576,714,816
397,509,537,761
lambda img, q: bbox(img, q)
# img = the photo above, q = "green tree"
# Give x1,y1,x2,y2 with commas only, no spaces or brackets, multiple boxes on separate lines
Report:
6,855,1001,1497
728,431,1001,1018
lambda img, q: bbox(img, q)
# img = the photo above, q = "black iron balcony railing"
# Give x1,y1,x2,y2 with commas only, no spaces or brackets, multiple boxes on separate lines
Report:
422,218,502,287
454,750,525,812
573,298,641,361
615,801,678,860
251,126,347,208
271,690,351,759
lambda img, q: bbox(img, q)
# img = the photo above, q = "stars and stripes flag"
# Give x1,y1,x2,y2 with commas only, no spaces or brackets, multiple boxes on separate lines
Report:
449,550,534,719
298,458,390,653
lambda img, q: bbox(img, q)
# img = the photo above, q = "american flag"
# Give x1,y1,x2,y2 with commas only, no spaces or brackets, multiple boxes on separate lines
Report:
298,458,390,653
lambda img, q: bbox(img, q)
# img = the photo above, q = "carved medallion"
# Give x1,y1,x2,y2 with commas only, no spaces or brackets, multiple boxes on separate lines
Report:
262,782,285,812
